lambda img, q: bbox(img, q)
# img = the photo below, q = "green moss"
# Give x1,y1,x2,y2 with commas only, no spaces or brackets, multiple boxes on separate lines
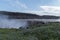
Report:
0,22,60,40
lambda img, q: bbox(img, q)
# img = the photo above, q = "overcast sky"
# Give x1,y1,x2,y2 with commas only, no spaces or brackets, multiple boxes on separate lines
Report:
0,0,60,16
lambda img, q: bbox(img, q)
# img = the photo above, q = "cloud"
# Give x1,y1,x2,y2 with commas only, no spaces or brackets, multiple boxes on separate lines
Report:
2,0,60,16
22,6,60,16
6,0,28,9
40,6,60,13
21,10,57,16
15,0,28,9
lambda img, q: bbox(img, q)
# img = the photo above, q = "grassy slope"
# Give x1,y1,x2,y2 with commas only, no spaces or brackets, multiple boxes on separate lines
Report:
0,23,60,40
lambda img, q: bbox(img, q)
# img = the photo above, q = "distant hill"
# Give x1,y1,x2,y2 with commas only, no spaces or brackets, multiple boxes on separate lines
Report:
0,11,59,19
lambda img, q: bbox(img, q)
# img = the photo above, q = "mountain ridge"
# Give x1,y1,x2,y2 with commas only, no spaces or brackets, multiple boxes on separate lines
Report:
0,11,59,19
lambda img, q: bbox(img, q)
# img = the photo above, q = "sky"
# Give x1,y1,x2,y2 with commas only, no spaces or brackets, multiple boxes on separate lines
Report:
0,0,60,16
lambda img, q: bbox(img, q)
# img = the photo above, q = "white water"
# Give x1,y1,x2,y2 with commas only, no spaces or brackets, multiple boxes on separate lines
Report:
0,14,60,28
0,14,28,28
